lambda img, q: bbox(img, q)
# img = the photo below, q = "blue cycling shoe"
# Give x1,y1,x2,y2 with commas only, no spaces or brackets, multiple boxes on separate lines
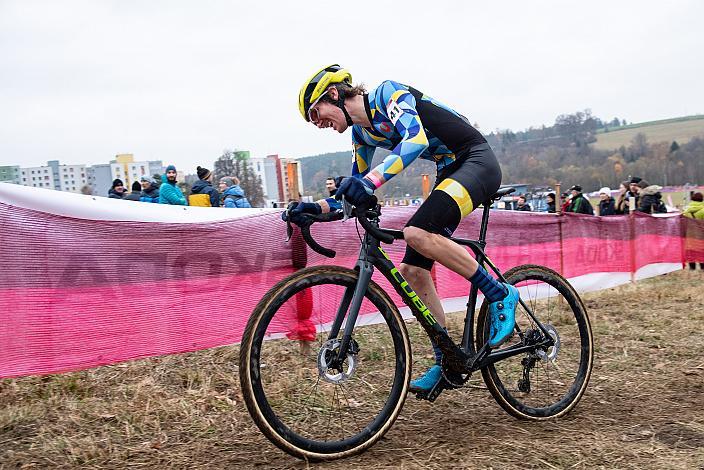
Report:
409,364,442,393
488,284,519,347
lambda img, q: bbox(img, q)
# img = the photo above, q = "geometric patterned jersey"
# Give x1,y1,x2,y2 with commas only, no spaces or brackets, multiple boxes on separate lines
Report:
351,80,486,189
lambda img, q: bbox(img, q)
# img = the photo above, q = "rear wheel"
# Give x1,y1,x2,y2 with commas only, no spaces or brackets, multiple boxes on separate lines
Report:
239,266,412,461
476,264,593,419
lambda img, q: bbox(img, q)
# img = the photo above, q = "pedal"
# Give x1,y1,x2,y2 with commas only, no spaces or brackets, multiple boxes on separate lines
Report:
413,377,447,403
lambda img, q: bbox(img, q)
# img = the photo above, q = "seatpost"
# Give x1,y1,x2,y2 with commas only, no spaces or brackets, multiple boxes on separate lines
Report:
478,203,492,244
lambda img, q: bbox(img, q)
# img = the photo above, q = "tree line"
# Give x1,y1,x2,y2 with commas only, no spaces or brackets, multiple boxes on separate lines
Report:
301,111,704,198
489,110,704,190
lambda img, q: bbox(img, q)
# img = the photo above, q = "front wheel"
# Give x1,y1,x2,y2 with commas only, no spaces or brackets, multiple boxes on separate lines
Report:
239,266,412,461
476,264,593,419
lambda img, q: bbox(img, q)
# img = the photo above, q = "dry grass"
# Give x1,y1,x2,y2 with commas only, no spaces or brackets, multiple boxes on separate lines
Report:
593,118,704,150
2,271,704,469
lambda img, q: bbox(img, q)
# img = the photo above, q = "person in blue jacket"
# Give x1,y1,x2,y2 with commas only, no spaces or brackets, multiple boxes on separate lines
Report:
220,176,252,208
158,165,187,205
139,176,160,203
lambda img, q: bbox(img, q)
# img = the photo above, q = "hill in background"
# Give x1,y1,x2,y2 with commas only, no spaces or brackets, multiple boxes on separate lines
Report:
593,115,704,150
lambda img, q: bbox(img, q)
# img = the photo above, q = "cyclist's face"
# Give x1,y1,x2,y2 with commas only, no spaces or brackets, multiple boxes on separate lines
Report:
309,88,347,133
310,101,346,132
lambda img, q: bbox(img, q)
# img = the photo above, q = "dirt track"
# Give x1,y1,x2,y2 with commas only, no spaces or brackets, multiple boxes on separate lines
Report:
2,270,703,469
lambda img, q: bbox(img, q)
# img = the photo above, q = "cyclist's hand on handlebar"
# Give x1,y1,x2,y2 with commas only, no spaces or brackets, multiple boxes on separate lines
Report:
335,176,376,208
281,201,321,226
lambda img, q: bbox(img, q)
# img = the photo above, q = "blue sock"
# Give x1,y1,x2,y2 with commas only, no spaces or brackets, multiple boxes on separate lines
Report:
430,327,448,365
469,265,507,303
432,342,443,365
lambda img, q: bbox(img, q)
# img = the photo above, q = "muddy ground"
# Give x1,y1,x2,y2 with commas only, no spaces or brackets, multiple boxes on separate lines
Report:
1,270,703,469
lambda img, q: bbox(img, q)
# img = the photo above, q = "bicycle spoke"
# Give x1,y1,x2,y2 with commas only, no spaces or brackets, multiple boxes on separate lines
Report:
480,266,592,417
251,273,406,445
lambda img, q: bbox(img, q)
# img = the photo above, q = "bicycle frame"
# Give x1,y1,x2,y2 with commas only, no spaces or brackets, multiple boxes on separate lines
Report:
327,203,555,374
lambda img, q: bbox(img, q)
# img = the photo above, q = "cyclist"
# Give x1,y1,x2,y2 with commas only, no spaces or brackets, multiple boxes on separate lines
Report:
287,64,519,394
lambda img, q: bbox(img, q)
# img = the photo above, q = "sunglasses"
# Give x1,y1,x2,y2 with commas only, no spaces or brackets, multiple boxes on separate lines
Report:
308,106,321,124
307,90,330,124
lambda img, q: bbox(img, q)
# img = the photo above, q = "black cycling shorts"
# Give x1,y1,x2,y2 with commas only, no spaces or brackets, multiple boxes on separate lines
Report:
402,143,501,270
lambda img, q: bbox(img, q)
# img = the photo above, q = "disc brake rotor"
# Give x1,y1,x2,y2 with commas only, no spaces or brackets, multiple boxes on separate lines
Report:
536,324,560,362
317,338,358,384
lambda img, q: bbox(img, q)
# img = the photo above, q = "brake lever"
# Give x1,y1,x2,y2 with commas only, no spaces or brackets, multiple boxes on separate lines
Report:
341,195,354,222
284,202,297,242
285,218,293,242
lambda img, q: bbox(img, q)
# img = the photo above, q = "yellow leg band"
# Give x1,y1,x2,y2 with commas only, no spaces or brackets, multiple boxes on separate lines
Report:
435,178,474,217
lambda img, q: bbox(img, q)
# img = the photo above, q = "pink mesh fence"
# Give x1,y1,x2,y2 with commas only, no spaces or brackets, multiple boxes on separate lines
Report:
0,201,701,378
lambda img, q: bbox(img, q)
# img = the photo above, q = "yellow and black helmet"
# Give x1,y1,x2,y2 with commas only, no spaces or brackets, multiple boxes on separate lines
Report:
298,64,352,122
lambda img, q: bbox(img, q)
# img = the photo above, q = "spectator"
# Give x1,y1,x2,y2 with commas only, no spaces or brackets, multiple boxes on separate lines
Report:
566,185,594,215
615,181,630,214
139,176,160,203
546,193,556,213
108,179,126,199
683,192,704,270
158,165,188,205
220,176,252,208
124,181,142,201
561,192,571,213
624,176,642,212
683,192,704,219
516,195,531,211
189,166,220,207
597,187,616,216
636,180,667,214
325,177,338,197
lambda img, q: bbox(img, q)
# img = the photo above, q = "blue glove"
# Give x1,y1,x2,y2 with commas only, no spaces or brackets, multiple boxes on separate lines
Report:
336,177,375,207
281,201,321,225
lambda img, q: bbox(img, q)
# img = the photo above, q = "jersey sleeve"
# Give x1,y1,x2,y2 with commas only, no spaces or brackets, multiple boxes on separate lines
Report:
364,81,429,189
351,126,376,178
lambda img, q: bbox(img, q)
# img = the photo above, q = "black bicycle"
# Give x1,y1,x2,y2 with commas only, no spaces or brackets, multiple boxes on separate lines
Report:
239,187,593,461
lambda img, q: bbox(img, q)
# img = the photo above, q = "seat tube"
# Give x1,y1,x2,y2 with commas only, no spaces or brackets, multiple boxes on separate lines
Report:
479,204,491,243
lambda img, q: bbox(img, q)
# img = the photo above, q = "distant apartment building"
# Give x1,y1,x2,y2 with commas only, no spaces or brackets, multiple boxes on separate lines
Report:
258,154,304,207
57,164,88,193
19,160,87,193
0,165,21,184
20,166,53,189
250,156,273,202
8,154,164,195
86,164,113,196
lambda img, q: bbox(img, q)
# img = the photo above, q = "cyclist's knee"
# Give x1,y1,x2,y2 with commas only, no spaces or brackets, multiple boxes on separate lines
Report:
403,226,431,252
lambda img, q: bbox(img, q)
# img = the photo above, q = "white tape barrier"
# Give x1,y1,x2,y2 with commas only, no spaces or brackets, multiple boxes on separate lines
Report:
0,182,274,223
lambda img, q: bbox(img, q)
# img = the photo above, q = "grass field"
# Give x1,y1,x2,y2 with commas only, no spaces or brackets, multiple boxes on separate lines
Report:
593,116,704,150
1,271,703,468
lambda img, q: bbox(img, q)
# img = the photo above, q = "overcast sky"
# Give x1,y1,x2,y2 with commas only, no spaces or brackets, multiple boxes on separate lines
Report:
1,0,702,170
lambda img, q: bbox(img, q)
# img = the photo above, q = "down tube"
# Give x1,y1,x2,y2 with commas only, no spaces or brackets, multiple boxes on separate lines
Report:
371,246,445,336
